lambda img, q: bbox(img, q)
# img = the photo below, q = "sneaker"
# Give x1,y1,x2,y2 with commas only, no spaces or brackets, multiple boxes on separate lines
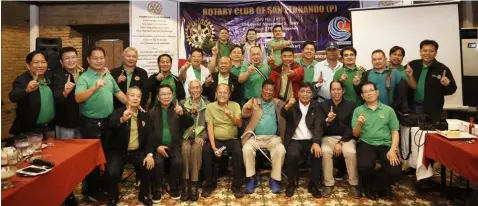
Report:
245,177,258,194
285,183,296,197
349,186,361,199
152,189,161,203
201,186,214,197
322,186,333,198
378,186,393,200
269,178,281,194
364,188,378,200
335,170,345,181
307,182,322,198
169,189,181,200
231,187,245,198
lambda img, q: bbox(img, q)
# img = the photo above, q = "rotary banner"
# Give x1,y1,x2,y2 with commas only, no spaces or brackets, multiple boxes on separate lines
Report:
180,1,359,58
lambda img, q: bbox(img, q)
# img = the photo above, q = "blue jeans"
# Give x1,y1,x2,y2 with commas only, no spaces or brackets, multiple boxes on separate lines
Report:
55,126,81,139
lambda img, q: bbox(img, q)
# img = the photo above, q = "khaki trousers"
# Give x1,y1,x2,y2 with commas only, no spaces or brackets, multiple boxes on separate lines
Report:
322,136,358,186
182,139,202,181
242,135,286,181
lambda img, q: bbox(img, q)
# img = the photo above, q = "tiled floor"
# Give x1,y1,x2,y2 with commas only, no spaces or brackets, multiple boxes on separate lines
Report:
74,166,478,206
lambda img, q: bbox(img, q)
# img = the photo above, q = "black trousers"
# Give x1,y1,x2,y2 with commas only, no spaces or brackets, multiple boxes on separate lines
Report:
105,150,151,200
79,115,110,194
152,148,184,191
203,139,244,188
285,140,322,186
357,142,402,191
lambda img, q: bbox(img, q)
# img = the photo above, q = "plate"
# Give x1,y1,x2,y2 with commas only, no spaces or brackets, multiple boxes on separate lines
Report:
436,130,478,139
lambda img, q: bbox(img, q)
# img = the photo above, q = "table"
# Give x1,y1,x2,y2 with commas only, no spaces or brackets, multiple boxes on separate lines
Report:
399,119,477,180
1,139,106,206
423,133,478,184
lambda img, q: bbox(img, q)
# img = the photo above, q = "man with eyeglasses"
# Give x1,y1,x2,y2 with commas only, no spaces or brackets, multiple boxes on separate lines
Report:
281,82,324,198
202,84,245,198
352,82,401,200
319,80,359,198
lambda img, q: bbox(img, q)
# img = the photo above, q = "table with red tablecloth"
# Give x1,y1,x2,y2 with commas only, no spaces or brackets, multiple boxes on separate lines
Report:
1,139,106,206
423,133,478,184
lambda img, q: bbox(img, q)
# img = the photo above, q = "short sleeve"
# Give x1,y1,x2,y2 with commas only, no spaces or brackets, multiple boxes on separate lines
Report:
232,102,241,119
392,69,402,85
388,108,400,131
240,63,248,74
112,77,121,94
75,76,88,94
351,106,360,129
333,69,342,81
205,105,214,124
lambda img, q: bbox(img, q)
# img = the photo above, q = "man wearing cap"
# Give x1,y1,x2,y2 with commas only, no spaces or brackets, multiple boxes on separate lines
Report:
314,41,343,102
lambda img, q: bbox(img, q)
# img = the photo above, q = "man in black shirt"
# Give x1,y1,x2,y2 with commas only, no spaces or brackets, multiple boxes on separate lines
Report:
319,80,359,198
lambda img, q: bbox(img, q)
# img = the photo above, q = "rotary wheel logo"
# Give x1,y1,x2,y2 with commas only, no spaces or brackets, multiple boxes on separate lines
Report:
328,16,351,41
148,1,162,15
185,19,215,48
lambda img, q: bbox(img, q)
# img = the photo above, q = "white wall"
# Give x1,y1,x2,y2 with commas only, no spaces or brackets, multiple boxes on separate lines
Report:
351,2,463,107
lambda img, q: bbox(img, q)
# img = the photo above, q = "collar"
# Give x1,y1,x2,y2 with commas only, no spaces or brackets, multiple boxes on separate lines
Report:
343,65,357,71
372,67,390,74
298,58,317,67
299,101,310,109
219,72,230,79
364,101,382,111
328,98,343,107
123,65,135,73
86,67,104,76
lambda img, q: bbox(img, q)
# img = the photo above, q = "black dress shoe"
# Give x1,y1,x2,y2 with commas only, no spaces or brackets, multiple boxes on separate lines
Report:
364,189,378,200
180,186,189,201
231,187,245,198
378,187,393,200
190,181,199,201
202,186,214,197
307,182,322,198
285,183,296,197
138,195,153,206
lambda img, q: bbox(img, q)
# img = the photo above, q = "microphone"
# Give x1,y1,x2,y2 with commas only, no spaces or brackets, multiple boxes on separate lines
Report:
215,146,226,156
30,157,55,168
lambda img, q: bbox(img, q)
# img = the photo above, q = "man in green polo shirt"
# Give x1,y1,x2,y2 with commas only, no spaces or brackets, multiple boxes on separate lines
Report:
295,41,318,83
389,46,416,89
202,84,245,199
239,46,271,103
333,47,363,105
74,46,127,201
267,25,292,66
352,82,401,200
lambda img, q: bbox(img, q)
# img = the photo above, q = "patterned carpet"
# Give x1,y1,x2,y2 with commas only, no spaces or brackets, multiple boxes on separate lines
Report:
74,165,478,206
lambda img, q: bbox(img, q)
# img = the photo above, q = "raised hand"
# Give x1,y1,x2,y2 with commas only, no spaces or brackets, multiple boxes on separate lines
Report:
26,73,39,93
205,74,214,87
405,62,413,77
174,100,184,115
353,71,361,86
182,61,191,71
357,109,366,126
318,71,324,84
64,74,76,96
191,102,198,114
440,70,450,86
267,48,275,64
212,46,219,56
95,73,106,89
247,64,256,74
156,73,164,81
340,72,348,82
118,70,126,83
327,106,336,122
122,105,134,122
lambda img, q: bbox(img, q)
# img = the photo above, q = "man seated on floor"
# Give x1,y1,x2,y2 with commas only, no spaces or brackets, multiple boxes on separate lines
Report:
319,80,359,198
352,81,401,200
202,83,245,198
149,85,194,202
241,79,286,194
281,82,324,198
105,87,155,206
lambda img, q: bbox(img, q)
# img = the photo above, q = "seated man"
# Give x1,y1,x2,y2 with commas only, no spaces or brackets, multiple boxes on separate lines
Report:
241,79,286,194
319,80,359,198
106,87,155,206
352,81,401,200
202,84,245,198
179,80,210,202
149,85,194,202
281,82,323,198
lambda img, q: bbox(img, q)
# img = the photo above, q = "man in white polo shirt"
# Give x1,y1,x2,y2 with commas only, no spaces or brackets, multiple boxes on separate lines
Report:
313,41,343,102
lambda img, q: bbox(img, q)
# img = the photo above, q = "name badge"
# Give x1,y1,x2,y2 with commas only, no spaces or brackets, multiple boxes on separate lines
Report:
379,114,385,119
135,76,140,81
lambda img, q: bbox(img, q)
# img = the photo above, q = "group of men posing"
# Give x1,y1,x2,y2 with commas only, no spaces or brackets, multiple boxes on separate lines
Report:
9,25,456,206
